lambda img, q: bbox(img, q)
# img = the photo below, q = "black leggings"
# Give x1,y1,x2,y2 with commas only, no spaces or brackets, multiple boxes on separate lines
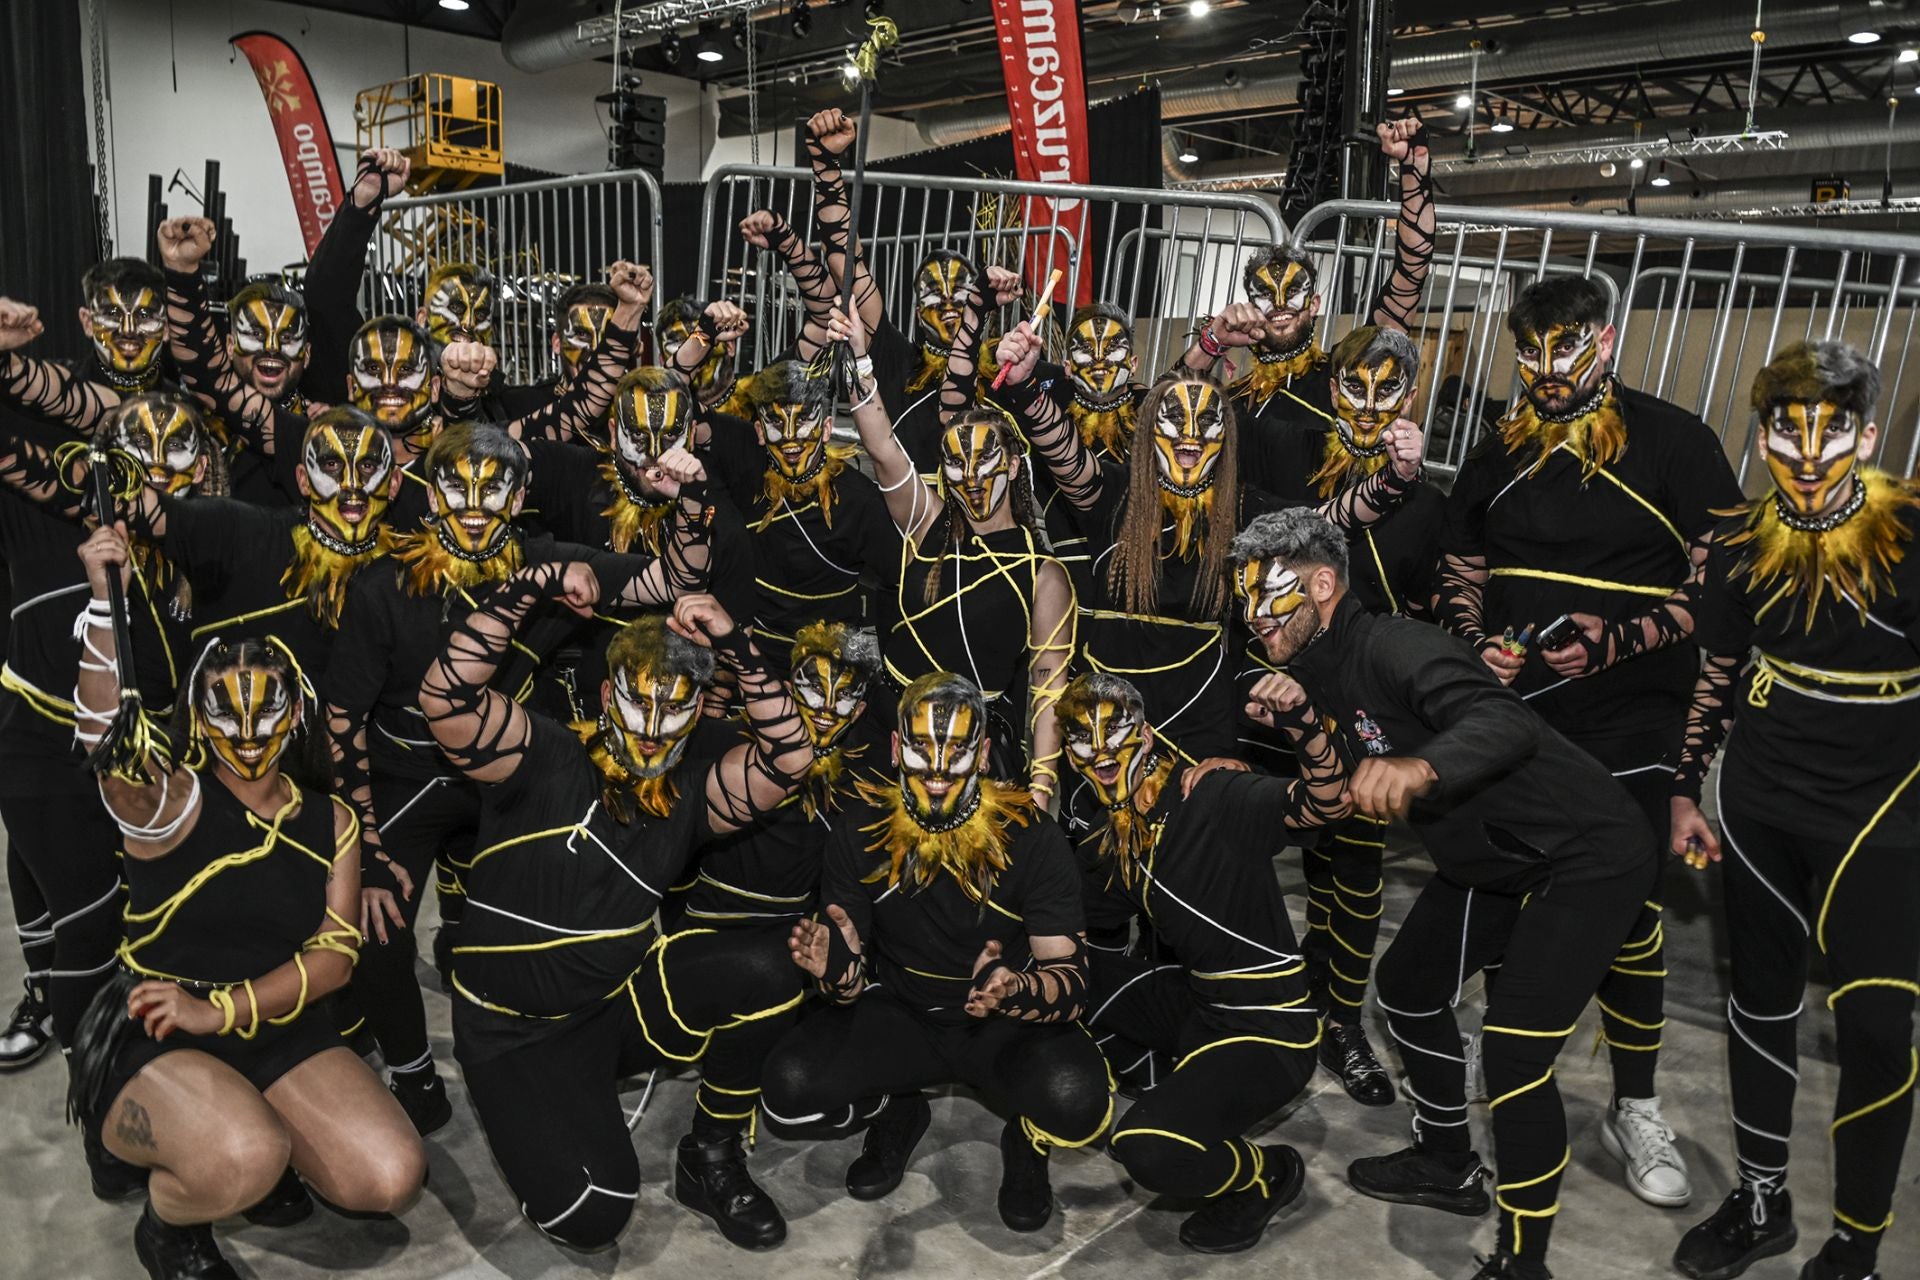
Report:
355,773,478,1074
1088,953,1317,1198
457,927,801,1251
0,767,123,1048
1304,813,1389,1025
1376,858,1654,1264
1719,803,1919,1265
760,991,1113,1154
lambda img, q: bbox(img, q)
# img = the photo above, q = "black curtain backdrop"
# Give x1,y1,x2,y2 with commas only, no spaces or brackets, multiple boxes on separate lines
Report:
662,88,1165,307
4,0,101,364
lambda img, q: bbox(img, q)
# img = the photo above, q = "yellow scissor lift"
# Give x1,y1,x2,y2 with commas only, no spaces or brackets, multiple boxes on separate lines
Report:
354,74,505,275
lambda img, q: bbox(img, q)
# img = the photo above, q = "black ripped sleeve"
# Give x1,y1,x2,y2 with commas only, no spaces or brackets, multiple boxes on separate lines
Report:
1433,551,1491,646
1319,461,1416,531
981,935,1089,1024
165,267,309,455
0,352,122,436
417,566,555,779
938,275,988,425
508,324,638,445
759,210,837,365
1369,124,1436,334
1671,652,1745,803
807,131,884,327
1006,368,1102,510
0,412,94,521
1271,697,1353,830
699,626,813,834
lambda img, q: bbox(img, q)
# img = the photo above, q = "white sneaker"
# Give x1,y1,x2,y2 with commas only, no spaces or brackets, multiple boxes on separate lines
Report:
1599,1096,1692,1207
1461,1030,1488,1103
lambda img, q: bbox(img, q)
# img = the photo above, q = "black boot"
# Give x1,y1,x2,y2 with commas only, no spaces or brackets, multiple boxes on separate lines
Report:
133,1201,240,1280
389,1064,453,1136
1178,1143,1307,1253
86,1126,149,1202
0,979,52,1071
1347,1143,1490,1215
673,1131,786,1249
1319,1019,1396,1108
996,1116,1053,1232
846,1093,931,1201
241,1166,314,1228
1798,1235,1880,1280
1469,1250,1552,1279
1673,1183,1797,1280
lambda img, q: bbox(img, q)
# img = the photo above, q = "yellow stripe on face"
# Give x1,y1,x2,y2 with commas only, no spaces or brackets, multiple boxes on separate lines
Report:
1514,322,1598,392
915,257,974,344
1151,382,1226,488
1250,261,1313,314
1333,353,1412,448
1067,316,1134,397
115,401,203,494
1235,558,1306,626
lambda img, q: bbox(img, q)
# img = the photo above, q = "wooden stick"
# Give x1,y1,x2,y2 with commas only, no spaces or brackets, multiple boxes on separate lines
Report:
990,267,1065,390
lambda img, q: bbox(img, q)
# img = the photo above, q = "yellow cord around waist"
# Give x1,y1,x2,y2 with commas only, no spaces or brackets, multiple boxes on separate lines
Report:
1488,568,1672,598
1748,653,1920,709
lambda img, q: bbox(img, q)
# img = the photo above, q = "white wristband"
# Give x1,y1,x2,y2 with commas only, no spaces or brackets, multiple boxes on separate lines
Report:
853,355,874,377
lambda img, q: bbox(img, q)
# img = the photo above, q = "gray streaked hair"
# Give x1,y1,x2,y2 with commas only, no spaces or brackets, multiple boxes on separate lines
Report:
1228,507,1349,587
1329,324,1420,382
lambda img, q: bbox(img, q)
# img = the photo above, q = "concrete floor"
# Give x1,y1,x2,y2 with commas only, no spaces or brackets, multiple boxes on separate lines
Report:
4,820,1916,1280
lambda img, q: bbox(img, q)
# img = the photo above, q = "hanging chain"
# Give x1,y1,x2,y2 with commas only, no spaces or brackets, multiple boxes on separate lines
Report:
1741,1,1766,136
1464,40,1482,163
87,0,116,256
745,3,761,164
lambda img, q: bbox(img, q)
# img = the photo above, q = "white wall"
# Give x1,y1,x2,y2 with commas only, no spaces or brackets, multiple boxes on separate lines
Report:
85,0,707,272
698,112,923,178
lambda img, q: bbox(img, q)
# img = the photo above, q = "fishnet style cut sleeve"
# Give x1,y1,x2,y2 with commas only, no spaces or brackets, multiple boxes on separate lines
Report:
984,934,1088,1023
1671,652,1745,803
807,132,884,328
416,569,556,781
699,628,813,835
1009,375,1102,510
1369,129,1436,334
938,277,989,425
510,325,638,446
1434,552,1491,645
762,211,837,365
164,268,308,454
1319,461,1414,531
0,352,122,437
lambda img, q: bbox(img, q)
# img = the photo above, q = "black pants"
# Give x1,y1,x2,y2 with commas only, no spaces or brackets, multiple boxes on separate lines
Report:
760,991,1113,1154
355,773,479,1073
457,927,801,1251
0,766,123,1048
1719,805,1919,1265
1377,857,1654,1264
1088,953,1317,1198
1305,813,1390,1025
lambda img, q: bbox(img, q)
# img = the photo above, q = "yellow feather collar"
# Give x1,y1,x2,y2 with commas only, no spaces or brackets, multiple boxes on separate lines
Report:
1159,485,1215,560
1499,381,1628,480
755,444,858,532
282,524,385,628
597,458,674,555
1088,755,1174,889
1308,431,1390,498
386,525,524,597
905,344,948,395
798,740,864,822
855,775,1033,905
1231,340,1324,404
1727,468,1920,630
1070,400,1134,460
573,719,679,822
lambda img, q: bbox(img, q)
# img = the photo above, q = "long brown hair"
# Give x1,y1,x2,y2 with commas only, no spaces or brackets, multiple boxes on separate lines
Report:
1105,372,1240,619
922,410,1039,606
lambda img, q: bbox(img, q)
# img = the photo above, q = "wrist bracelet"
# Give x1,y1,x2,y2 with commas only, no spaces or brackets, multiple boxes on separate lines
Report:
1198,326,1223,359
853,354,874,377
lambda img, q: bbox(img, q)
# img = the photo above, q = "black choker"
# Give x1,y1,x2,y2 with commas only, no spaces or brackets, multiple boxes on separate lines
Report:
1156,473,1215,499
1071,384,1132,412
918,337,953,359
902,781,983,833
766,449,829,489
1337,428,1390,458
613,465,673,511
431,518,514,563
1101,749,1165,813
305,515,380,557
1533,376,1612,424
1256,333,1314,365
100,364,160,392
1773,476,1866,533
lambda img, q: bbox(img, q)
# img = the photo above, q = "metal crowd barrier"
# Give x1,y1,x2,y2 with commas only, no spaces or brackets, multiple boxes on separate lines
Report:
1289,199,1920,480
365,170,666,385
698,164,1285,374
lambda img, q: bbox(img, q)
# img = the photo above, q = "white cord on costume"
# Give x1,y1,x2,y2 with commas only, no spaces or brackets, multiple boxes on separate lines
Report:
71,600,118,749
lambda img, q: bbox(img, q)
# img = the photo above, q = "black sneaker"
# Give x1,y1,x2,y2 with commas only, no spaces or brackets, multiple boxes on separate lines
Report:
1798,1236,1880,1280
86,1126,150,1202
673,1132,786,1249
846,1093,931,1201
1469,1250,1552,1279
996,1116,1053,1232
1673,1183,1797,1279
1319,1020,1396,1108
241,1166,314,1227
133,1200,240,1279
0,980,52,1071
1347,1144,1490,1216
389,1065,453,1137
1178,1143,1306,1254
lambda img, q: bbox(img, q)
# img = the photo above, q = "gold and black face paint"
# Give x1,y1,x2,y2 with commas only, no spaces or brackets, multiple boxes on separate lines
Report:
1514,322,1603,415
897,693,985,830
1235,558,1308,634
612,382,690,489
609,666,703,778
229,285,309,397
1066,314,1134,408
1151,381,1226,496
791,651,872,752
1247,259,1316,353
423,267,495,349
939,421,1013,524
1765,399,1862,520
87,284,166,381
1060,694,1150,812
349,322,434,445
430,452,523,559
660,315,729,394
198,665,297,781
303,419,395,551
915,256,975,350
110,399,204,495
1332,352,1412,456
759,399,831,483
558,302,615,376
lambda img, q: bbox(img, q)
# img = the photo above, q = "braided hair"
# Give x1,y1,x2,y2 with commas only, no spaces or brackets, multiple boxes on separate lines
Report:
167,636,333,791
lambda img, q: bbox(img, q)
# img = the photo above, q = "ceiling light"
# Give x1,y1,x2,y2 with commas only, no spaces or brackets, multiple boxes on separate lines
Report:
1628,155,1646,170
1454,92,1473,110
791,0,812,36
437,0,470,9
1190,0,1212,15
1846,29,1882,45
1386,86,1404,96
1178,147,1200,163
1901,47,1919,63
696,45,725,62
1650,160,1671,188
659,30,683,65
1488,106,1513,133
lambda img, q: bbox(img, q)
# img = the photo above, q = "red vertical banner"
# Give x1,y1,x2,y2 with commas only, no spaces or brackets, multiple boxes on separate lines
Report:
230,31,346,256
990,0,1093,308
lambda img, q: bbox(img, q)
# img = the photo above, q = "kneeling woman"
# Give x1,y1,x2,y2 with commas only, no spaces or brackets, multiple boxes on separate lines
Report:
68,524,424,1280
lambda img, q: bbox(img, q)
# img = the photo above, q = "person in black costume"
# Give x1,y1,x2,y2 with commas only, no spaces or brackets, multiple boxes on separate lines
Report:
760,671,1111,1235
1227,506,1657,1280
1435,274,1744,1207
323,421,713,1134
1657,344,1920,1280
1058,671,1347,1253
488,280,622,421
660,295,754,421
421,579,813,1251
69,524,423,1280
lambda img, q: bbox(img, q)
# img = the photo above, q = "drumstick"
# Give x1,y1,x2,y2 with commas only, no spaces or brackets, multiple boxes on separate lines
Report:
990,268,1066,390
